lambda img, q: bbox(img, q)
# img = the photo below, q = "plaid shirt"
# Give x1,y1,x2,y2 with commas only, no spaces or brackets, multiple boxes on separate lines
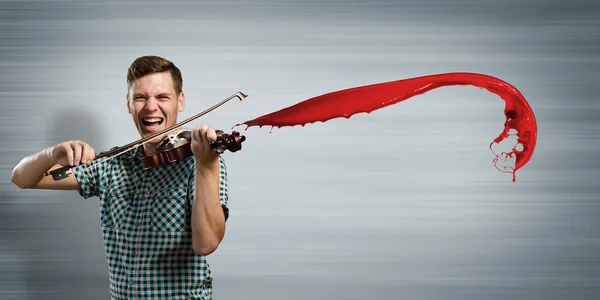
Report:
71,136,229,300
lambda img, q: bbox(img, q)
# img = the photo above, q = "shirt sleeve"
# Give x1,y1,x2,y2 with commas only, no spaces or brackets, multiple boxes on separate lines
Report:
70,151,108,199
188,156,230,222
218,156,230,221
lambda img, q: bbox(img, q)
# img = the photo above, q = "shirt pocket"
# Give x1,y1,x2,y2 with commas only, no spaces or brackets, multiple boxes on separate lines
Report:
151,187,189,232
99,186,132,229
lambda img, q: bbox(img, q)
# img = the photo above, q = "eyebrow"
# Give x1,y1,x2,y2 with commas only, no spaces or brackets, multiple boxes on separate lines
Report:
132,93,172,98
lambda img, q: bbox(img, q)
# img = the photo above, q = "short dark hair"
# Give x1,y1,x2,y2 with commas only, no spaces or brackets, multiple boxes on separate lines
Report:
126,55,183,94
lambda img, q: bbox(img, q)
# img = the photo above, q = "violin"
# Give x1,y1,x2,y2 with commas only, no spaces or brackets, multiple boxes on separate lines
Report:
45,91,248,181
139,129,246,169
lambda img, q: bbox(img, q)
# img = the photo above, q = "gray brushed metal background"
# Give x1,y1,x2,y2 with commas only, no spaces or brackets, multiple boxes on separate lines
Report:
1,0,599,299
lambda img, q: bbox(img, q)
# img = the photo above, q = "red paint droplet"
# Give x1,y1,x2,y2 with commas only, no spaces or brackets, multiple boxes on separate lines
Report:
235,72,537,181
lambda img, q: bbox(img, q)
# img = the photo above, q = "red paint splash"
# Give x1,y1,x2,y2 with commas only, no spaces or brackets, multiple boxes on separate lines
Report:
234,72,537,182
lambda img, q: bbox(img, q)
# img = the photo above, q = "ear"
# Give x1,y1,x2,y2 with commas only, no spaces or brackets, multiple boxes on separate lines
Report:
126,93,132,114
178,91,185,112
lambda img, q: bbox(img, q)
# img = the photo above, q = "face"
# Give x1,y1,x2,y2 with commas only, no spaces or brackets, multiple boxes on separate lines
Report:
126,71,184,145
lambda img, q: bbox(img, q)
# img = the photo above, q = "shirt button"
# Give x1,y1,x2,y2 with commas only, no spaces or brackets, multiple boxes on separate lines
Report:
130,279,134,285
135,222,140,227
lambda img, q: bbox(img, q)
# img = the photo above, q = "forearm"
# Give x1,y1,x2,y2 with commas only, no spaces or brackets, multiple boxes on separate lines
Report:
191,158,226,255
11,149,55,189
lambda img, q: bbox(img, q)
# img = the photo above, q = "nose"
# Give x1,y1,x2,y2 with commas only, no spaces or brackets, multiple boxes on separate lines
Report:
144,97,159,111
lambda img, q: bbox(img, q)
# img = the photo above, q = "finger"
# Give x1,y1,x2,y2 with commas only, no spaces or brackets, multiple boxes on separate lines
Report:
206,127,217,142
192,125,203,143
81,144,93,164
197,124,209,143
88,147,96,162
73,142,83,165
200,125,209,142
64,143,74,166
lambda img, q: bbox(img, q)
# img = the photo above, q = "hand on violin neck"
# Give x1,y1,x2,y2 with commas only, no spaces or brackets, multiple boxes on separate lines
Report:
191,124,219,167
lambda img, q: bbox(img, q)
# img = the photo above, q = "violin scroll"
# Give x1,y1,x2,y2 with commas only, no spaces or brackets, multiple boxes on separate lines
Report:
171,129,246,154
210,130,246,154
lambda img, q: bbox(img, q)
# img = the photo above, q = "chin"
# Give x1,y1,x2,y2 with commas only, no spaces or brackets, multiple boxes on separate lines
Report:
147,135,165,144
138,130,161,142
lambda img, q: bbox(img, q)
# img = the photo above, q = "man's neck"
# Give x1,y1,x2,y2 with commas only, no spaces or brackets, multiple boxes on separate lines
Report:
143,142,159,156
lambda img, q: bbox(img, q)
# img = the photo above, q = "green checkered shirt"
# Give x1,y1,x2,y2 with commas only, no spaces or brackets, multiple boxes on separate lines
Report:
71,139,229,300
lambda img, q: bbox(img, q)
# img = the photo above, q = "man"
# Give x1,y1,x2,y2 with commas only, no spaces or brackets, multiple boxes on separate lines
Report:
11,55,230,299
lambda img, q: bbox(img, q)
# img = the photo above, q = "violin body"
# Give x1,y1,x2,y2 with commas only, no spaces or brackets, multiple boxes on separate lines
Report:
140,140,194,170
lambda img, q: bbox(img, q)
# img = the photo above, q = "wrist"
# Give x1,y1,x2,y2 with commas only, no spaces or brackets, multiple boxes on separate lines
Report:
195,157,219,174
41,147,57,165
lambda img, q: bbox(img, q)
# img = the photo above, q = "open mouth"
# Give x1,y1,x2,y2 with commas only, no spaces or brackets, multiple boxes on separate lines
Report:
141,117,165,133
141,117,164,127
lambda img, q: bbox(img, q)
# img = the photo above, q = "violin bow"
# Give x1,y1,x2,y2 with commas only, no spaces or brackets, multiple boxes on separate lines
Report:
44,91,248,181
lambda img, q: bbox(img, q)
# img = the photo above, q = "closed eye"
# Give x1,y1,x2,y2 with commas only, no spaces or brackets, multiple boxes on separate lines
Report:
133,93,147,101
157,93,171,100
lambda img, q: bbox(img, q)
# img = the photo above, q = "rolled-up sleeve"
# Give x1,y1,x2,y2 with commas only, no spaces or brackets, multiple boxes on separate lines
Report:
70,153,104,199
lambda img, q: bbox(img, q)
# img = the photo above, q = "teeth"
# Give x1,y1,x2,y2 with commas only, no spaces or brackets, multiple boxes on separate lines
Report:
143,118,163,122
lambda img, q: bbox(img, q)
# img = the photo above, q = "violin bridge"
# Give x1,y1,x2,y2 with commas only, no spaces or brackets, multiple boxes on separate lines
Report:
166,128,184,142
171,139,190,148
